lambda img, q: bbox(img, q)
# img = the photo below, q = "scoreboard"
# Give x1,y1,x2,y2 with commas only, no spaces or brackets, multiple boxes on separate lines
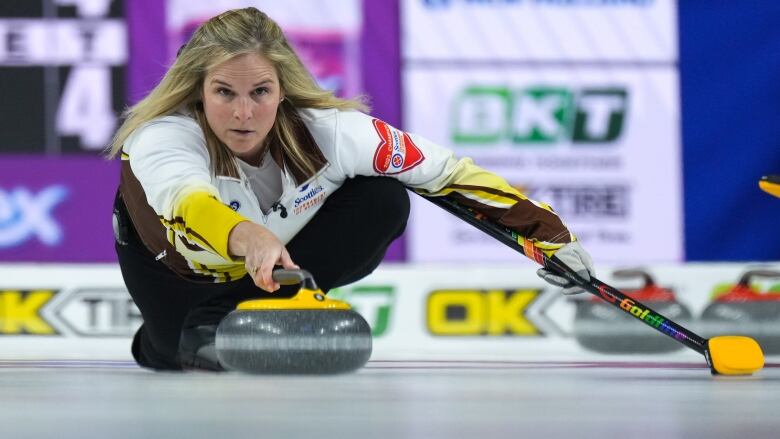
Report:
0,0,126,154
0,1,125,262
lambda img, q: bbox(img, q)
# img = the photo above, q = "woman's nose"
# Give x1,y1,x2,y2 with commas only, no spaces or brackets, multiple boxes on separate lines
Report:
233,97,253,120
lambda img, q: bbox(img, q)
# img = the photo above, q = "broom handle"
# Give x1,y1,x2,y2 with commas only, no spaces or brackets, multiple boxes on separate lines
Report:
423,194,708,355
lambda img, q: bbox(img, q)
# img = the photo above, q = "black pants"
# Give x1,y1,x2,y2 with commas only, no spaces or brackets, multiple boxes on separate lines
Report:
115,177,409,370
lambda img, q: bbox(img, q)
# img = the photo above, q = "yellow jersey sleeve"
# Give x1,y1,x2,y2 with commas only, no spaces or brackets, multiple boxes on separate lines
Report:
161,189,249,263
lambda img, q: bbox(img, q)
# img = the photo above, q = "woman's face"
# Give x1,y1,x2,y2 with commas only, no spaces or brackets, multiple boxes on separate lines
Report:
202,52,283,163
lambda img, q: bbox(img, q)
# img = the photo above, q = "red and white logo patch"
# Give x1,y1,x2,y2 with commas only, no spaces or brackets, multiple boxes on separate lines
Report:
372,119,425,175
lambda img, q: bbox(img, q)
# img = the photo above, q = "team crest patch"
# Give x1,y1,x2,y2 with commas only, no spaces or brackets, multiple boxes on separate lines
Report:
372,119,425,175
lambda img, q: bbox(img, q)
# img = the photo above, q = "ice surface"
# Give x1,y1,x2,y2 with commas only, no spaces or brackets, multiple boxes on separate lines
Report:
1,359,778,439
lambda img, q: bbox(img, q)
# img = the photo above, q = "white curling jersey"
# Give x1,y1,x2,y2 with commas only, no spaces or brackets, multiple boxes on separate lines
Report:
119,108,574,282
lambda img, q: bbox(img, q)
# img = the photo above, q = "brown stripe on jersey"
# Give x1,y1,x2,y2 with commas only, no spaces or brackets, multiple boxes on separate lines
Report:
448,192,572,244
177,233,207,252
120,161,218,283
192,261,233,283
447,184,525,203
159,216,220,254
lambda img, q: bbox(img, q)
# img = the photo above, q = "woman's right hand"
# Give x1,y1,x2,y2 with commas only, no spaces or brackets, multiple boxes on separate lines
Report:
228,221,299,292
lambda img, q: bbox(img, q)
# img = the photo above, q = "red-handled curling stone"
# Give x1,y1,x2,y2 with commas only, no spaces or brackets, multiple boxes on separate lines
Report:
573,269,693,353
215,269,372,374
700,269,780,354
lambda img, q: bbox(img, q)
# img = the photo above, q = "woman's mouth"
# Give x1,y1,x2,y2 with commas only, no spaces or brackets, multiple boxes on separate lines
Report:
230,129,254,136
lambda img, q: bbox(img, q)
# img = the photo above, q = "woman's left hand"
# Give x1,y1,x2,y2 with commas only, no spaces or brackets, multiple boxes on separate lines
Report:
536,241,595,295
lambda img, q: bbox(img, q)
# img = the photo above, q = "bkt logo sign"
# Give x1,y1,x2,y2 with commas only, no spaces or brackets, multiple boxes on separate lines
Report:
0,186,68,248
452,86,628,145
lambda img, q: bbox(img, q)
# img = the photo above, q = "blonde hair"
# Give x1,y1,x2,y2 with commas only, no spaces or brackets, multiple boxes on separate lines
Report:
108,7,367,178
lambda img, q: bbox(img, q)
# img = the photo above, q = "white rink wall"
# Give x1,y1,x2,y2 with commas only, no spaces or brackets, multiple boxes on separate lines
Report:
1,262,779,362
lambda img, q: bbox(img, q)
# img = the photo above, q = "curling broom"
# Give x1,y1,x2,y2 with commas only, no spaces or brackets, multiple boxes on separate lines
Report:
422,194,765,375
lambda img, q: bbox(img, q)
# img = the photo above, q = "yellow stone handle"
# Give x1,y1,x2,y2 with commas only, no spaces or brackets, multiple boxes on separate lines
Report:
237,269,351,311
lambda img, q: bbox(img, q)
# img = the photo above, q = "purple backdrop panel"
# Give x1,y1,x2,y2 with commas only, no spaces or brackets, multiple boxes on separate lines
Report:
361,0,403,260
0,156,119,262
127,0,167,105
361,0,401,127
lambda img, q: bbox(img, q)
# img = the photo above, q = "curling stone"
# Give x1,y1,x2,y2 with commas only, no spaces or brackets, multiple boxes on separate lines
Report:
700,269,780,354
573,269,692,354
215,269,372,374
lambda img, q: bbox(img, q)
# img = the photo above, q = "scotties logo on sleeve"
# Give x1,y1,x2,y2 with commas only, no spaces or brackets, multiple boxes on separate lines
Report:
372,119,425,175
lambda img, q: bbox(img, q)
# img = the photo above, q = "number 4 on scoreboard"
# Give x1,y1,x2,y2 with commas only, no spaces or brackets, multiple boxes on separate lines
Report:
56,66,116,151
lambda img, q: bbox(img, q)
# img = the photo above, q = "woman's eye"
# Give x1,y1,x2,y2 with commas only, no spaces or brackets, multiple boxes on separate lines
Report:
253,87,268,96
217,88,233,96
